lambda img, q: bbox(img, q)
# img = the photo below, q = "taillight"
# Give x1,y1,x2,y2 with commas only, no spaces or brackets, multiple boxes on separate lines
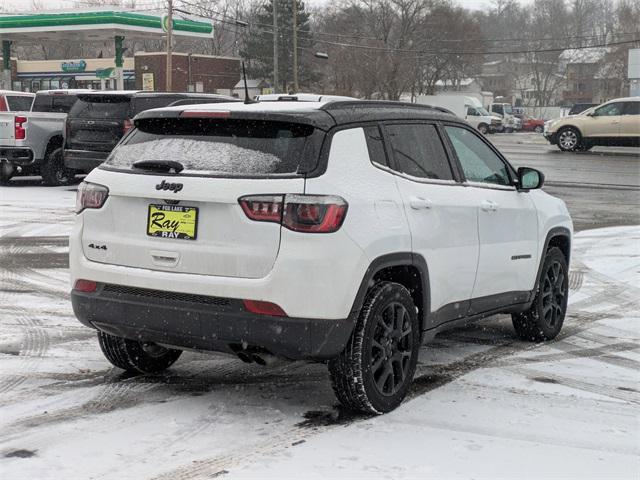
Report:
238,194,348,233
243,299,287,317
239,195,283,223
74,279,97,293
123,118,134,135
283,195,348,233
75,181,109,213
15,116,27,140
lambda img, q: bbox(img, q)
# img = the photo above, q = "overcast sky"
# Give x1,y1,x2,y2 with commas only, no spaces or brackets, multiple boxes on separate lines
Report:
2,0,534,13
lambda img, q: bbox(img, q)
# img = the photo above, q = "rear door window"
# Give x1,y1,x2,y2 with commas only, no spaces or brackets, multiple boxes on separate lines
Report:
106,118,321,176
6,95,33,111
384,123,453,180
623,102,640,115
69,96,131,119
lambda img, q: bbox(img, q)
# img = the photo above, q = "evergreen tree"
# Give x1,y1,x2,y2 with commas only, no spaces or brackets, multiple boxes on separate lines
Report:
241,0,317,92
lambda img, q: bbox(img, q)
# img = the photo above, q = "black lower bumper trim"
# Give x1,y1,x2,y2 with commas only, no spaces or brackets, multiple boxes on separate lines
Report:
71,284,355,360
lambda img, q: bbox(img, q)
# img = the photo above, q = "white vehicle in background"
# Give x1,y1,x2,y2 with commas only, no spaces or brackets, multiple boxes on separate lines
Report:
417,95,503,134
489,103,521,133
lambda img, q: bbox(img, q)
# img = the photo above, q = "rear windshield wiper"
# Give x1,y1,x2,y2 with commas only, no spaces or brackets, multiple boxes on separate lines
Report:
132,160,184,174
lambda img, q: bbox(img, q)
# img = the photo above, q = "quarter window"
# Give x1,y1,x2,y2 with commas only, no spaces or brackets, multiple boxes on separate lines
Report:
364,126,388,167
445,126,511,186
385,123,453,180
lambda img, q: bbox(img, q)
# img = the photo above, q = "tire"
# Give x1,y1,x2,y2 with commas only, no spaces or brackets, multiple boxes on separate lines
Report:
477,123,489,135
0,162,13,185
534,125,544,133
512,247,568,342
97,331,182,374
557,127,581,152
41,147,74,186
505,127,513,133
0,171,12,185
328,282,421,414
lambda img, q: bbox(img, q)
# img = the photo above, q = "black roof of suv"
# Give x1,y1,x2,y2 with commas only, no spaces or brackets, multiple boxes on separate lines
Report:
135,99,458,131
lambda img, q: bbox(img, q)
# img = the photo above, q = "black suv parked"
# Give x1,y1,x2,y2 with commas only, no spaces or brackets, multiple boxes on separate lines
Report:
63,91,238,172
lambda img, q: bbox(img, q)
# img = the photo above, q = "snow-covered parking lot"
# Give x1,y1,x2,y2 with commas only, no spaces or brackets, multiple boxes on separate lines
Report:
1,184,638,480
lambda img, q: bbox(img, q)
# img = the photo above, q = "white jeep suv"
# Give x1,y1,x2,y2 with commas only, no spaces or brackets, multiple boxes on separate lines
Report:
70,97,573,414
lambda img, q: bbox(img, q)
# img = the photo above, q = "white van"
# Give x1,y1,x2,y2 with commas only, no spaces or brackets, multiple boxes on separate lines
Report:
417,95,502,134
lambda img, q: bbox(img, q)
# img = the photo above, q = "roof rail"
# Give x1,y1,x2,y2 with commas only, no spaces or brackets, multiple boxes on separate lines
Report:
320,100,455,116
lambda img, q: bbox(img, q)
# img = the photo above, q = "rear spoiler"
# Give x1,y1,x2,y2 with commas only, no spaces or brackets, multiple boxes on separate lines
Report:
134,109,336,131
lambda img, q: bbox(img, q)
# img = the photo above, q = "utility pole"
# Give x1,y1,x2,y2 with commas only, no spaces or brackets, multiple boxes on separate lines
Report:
292,0,298,93
273,0,279,93
166,0,173,92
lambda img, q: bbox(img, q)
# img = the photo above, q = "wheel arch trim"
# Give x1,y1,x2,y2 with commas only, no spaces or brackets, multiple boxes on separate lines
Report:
533,226,572,295
349,252,431,330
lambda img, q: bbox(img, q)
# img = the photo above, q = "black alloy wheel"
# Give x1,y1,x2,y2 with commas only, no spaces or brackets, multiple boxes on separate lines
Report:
512,247,568,342
370,302,414,397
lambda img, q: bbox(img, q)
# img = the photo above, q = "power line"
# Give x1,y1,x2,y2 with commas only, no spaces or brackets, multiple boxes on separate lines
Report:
174,0,639,45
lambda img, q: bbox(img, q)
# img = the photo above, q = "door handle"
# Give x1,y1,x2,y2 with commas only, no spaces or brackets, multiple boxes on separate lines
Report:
409,196,432,210
480,200,499,212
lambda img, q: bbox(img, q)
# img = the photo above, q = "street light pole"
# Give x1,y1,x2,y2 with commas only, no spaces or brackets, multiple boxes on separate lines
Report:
293,0,298,93
273,0,279,93
166,0,173,92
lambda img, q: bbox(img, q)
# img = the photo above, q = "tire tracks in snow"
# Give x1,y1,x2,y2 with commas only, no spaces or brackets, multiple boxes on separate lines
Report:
0,308,50,397
148,246,640,480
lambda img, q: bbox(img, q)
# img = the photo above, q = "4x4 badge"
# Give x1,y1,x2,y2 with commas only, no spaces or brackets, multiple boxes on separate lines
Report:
156,180,183,193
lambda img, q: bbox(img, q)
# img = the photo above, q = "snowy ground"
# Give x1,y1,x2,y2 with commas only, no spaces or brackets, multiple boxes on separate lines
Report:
0,185,638,480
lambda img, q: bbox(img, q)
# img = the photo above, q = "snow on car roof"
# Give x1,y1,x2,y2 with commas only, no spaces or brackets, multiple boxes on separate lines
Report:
158,100,331,114
0,90,34,96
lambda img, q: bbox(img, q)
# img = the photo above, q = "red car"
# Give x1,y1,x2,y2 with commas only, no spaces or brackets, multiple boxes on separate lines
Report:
521,116,545,133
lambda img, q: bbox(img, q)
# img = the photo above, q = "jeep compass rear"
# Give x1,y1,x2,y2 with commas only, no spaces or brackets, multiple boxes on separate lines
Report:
71,98,572,414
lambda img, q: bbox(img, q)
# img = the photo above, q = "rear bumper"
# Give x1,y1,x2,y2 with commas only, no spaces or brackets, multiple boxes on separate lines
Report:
64,149,109,172
0,147,34,165
71,284,354,360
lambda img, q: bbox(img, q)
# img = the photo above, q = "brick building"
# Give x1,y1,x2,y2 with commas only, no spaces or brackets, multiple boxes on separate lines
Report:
134,52,240,94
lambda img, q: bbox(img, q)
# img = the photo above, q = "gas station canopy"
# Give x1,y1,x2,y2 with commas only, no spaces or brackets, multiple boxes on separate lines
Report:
0,9,214,90
0,9,213,43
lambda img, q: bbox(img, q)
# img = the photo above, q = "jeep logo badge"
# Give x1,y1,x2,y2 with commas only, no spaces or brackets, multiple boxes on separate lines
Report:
156,180,183,193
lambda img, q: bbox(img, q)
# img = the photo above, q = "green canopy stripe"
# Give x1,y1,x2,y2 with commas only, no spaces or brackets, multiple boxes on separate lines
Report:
0,11,211,35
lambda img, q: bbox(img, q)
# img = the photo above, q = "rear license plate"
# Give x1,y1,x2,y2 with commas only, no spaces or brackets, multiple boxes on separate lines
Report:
147,204,198,240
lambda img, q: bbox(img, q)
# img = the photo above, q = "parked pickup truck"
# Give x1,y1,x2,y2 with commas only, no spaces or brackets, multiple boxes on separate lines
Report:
0,90,35,112
0,89,91,185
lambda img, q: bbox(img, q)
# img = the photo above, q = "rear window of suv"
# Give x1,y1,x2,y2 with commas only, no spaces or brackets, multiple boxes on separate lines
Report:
104,118,321,176
69,96,131,119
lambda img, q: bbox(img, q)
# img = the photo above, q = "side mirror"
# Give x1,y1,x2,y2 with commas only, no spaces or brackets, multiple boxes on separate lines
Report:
517,167,544,191
586,112,594,117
